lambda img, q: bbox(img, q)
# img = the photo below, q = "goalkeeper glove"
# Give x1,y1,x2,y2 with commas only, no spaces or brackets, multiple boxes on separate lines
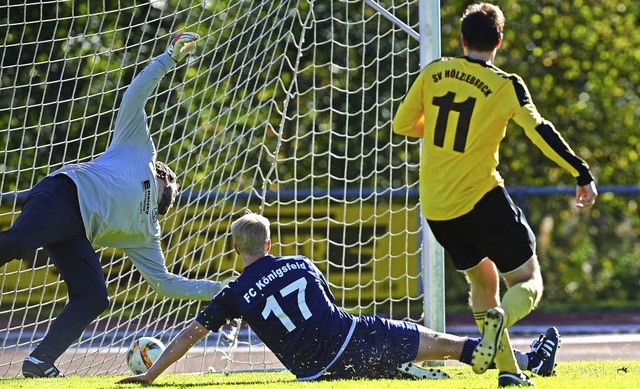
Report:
166,32,200,62
220,276,238,290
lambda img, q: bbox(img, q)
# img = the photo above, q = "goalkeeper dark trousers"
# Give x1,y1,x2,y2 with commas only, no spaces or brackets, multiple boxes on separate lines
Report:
0,174,109,363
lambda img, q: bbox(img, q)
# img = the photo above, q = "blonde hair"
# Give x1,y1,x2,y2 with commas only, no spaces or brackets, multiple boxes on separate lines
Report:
231,211,271,256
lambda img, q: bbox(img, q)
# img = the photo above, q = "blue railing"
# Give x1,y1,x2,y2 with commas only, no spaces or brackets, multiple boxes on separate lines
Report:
1,185,638,204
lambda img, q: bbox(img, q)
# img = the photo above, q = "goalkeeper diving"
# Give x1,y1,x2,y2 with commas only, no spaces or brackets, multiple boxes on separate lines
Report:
0,32,234,378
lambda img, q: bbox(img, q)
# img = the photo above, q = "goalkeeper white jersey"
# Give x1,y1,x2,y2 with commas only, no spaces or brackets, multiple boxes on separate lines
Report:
51,53,219,301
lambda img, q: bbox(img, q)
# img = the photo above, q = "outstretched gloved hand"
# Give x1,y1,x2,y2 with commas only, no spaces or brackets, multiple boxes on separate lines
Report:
166,32,200,62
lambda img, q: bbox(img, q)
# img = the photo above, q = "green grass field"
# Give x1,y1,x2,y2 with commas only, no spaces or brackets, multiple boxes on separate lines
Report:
0,361,638,389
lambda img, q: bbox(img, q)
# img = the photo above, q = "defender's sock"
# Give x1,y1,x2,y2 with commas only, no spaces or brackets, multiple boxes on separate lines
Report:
526,351,542,370
459,338,481,365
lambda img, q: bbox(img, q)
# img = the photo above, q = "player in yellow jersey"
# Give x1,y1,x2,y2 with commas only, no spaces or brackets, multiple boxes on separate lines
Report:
393,3,597,387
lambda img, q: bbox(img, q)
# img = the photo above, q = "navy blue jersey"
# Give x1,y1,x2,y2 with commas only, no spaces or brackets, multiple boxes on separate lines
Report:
196,255,356,379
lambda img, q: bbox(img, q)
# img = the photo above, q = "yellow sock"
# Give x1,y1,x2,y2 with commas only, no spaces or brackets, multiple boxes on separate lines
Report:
473,311,486,333
501,279,541,327
475,310,518,373
493,329,519,373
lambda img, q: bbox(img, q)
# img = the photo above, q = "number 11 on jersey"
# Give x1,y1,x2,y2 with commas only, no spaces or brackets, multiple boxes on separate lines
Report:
432,91,476,153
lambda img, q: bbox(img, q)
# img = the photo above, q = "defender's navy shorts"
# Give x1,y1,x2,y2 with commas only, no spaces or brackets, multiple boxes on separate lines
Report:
427,185,536,273
323,315,419,380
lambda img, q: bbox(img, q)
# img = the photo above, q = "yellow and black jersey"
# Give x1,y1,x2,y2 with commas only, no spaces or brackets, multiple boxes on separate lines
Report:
393,56,593,221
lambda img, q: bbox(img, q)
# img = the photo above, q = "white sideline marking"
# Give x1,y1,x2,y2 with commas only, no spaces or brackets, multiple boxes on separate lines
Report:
514,334,640,345
81,334,640,356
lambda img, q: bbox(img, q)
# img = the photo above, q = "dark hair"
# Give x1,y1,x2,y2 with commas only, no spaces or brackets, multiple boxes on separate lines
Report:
155,161,180,189
461,3,505,52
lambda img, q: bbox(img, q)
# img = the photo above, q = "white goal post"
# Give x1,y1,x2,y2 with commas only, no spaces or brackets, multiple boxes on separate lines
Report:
0,0,441,376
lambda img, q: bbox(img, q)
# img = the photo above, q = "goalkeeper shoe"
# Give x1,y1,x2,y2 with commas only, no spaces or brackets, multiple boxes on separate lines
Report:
471,307,505,374
22,355,64,378
530,326,560,376
397,363,450,380
166,32,200,62
498,371,535,387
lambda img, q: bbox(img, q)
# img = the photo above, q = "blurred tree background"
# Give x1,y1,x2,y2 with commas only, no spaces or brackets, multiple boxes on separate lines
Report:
0,0,638,309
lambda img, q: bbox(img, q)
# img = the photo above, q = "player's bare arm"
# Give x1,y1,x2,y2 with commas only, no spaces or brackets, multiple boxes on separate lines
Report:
576,181,598,209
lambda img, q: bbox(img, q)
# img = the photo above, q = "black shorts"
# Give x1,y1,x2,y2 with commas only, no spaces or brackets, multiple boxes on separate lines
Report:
427,186,536,273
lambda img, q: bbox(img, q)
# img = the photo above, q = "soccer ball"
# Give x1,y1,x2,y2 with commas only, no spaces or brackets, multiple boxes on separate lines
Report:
126,336,166,374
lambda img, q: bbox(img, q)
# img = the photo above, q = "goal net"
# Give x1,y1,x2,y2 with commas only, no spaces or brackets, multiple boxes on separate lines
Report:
0,0,424,376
